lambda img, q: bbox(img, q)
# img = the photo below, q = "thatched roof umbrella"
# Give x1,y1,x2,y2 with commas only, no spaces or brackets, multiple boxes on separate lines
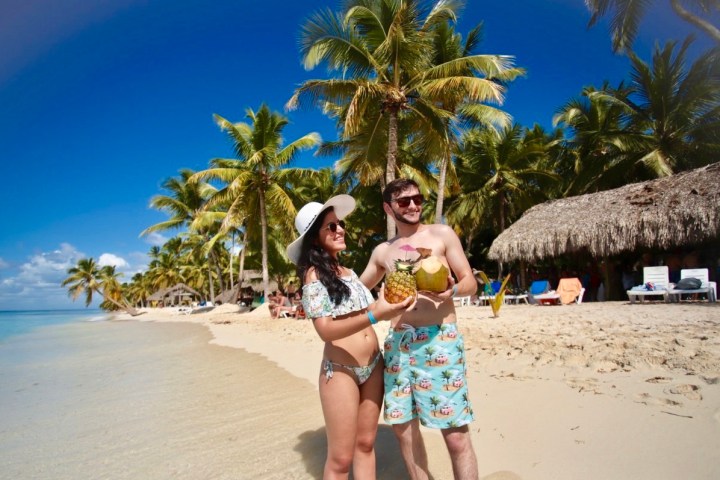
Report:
488,162,720,263
148,283,202,305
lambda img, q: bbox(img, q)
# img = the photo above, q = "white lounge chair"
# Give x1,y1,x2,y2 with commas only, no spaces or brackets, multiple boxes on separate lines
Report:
453,295,472,307
626,266,670,303
668,268,717,303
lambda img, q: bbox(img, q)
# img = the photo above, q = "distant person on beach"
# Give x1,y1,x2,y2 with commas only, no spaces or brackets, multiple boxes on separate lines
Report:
360,179,479,480
286,194,414,479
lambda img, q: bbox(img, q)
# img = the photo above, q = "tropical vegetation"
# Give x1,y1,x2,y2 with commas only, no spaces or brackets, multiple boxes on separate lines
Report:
62,0,720,308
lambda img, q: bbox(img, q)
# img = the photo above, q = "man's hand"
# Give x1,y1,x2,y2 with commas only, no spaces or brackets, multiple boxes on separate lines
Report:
418,275,456,302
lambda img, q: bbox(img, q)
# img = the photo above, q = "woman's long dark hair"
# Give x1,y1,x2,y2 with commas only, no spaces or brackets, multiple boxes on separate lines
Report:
296,207,350,306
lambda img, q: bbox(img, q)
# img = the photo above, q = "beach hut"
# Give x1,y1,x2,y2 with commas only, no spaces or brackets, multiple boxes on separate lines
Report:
148,283,202,306
488,163,720,296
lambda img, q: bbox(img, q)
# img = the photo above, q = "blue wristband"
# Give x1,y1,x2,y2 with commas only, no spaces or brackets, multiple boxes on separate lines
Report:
451,285,458,297
367,310,378,325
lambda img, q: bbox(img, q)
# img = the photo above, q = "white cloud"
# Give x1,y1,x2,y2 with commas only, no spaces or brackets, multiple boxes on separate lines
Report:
98,253,129,269
144,231,168,246
0,244,154,310
0,243,86,309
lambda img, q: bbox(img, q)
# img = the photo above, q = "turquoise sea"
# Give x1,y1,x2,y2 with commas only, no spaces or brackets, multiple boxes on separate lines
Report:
0,309,107,342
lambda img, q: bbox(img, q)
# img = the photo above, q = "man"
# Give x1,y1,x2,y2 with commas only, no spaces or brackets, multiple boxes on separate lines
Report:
360,178,479,480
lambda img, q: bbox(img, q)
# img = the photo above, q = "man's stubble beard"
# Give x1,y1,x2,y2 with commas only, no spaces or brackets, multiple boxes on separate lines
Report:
391,210,421,226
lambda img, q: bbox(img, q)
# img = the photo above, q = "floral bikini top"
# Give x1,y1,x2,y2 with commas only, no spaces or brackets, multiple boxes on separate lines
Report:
302,270,374,319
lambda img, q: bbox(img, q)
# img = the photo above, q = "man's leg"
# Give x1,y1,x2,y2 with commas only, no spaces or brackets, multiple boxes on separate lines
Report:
441,425,478,480
392,419,429,480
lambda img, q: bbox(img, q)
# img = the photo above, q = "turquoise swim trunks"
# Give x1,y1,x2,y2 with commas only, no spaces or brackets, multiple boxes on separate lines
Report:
382,323,474,429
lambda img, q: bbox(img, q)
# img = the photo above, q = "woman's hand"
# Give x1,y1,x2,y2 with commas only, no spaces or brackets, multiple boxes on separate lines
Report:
372,283,416,321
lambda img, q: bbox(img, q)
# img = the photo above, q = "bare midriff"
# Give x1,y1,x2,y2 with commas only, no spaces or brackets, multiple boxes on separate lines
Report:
389,294,457,328
323,311,380,367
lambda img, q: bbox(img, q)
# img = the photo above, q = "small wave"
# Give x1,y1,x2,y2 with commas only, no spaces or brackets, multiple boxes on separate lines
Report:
85,314,111,322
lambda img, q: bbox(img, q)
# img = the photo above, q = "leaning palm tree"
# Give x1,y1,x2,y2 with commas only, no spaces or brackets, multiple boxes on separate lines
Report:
289,0,520,236
190,104,321,300
586,0,720,52
61,258,139,315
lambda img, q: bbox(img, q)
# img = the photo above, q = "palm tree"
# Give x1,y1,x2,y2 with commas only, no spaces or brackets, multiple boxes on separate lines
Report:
586,0,720,52
448,124,558,241
426,21,519,223
61,258,139,315
553,82,635,194
141,170,221,300
584,40,720,180
289,0,520,236
190,104,321,300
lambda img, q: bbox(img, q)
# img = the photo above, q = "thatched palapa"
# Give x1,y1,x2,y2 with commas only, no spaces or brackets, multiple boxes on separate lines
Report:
148,283,202,304
488,163,720,262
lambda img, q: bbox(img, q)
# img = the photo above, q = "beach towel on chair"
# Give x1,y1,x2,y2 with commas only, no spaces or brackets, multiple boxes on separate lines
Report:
529,280,549,295
557,277,583,304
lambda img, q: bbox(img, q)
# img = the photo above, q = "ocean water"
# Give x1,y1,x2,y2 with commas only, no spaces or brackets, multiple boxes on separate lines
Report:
0,309,107,342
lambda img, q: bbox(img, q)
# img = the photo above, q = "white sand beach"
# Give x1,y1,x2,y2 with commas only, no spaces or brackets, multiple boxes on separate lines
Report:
109,300,720,480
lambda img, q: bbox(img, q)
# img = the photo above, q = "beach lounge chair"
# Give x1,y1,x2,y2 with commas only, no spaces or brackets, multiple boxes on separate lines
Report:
527,280,560,304
453,295,472,307
556,277,585,305
668,268,717,303
475,281,500,306
626,266,670,303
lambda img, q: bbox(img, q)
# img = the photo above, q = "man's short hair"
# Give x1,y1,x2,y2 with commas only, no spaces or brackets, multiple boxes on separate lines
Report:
382,178,419,204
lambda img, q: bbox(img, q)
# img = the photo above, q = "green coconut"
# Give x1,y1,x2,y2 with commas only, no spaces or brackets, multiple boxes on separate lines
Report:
415,256,449,292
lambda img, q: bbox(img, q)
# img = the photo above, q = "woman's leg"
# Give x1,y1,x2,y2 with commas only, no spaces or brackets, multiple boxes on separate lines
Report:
319,368,360,479
353,362,383,479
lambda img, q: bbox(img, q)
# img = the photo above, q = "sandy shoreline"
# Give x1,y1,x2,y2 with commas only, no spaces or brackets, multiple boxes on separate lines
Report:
113,300,720,479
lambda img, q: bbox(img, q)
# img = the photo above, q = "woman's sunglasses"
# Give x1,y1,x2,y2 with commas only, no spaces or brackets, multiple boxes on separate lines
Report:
392,194,424,208
323,219,346,233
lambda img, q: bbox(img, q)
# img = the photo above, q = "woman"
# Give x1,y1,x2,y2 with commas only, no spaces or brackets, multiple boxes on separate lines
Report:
286,195,413,479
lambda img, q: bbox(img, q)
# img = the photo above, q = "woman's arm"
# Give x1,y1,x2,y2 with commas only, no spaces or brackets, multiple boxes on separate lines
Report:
311,286,413,342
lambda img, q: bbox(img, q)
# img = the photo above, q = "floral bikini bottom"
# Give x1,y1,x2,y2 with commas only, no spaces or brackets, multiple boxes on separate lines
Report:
323,351,383,385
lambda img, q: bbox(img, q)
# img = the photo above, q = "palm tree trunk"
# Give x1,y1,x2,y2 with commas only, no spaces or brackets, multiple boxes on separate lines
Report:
97,288,140,316
229,232,234,292
235,237,246,303
671,0,720,42
259,189,271,301
435,152,448,224
386,109,399,238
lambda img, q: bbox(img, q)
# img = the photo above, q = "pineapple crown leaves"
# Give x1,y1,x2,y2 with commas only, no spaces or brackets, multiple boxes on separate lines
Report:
394,245,433,272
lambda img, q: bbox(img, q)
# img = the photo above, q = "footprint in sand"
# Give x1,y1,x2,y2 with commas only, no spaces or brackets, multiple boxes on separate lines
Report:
565,377,602,394
699,375,719,385
665,384,702,401
645,376,673,384
633,392,683,407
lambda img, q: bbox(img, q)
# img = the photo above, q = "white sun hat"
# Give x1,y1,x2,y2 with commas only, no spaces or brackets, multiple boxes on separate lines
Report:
286,194,356,264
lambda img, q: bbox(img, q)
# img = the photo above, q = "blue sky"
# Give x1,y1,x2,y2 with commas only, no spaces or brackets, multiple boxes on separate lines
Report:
0,0,713,310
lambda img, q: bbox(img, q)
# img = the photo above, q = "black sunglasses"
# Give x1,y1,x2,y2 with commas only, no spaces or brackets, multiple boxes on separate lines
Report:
392,194,424,208
323,219,346,233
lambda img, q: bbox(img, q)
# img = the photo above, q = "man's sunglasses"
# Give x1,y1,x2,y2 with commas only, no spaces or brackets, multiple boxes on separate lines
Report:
323,220,346,233
392,194,424,208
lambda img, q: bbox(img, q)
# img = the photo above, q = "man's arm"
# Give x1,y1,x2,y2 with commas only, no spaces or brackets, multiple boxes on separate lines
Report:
442,226,475,297
360,246,386,290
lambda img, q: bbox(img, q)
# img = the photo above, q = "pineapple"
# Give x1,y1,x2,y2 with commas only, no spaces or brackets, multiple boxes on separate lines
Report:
385,260,417,304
